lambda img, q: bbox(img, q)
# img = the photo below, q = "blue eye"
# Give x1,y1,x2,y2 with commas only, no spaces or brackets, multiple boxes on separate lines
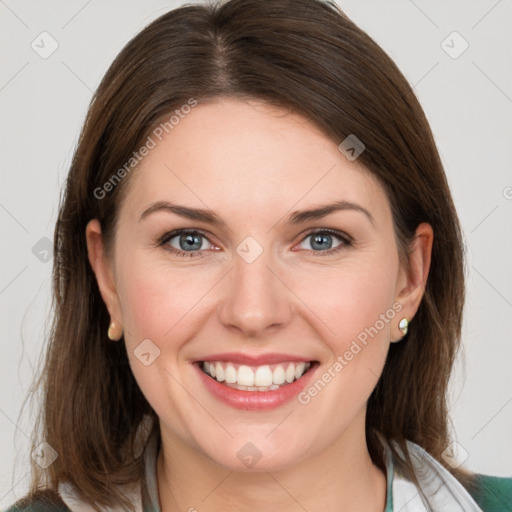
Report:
160,230,214,257
158,228,352,258
298,229,351,256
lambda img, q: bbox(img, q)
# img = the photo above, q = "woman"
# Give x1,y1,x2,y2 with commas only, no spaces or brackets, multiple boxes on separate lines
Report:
5,0,511,511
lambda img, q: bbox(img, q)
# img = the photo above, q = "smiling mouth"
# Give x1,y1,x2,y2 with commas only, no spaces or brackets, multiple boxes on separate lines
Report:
199,360,316,391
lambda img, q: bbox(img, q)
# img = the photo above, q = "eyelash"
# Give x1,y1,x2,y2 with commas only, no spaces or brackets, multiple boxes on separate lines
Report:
157,228,353,258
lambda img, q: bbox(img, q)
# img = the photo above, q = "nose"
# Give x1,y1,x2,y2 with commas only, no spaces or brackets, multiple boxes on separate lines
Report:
217,248,294,338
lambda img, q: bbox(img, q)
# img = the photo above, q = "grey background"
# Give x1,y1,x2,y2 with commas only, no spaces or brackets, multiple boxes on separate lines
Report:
1,0,511,507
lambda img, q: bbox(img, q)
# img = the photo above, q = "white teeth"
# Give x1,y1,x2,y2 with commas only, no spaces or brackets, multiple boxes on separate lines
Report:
215,362,224,382
224,382,281,392
254,365,273,387
201,360,312,390
237,365,255,386
285,364,295,383
225,364,237,384
294,362,306,380
272,365,286,385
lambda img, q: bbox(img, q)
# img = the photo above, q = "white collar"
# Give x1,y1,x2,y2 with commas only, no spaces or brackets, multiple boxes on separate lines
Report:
379,432,483,511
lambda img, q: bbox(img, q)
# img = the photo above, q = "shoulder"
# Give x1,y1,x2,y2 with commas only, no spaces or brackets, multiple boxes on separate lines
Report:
465,473,512,512
3,490,71,512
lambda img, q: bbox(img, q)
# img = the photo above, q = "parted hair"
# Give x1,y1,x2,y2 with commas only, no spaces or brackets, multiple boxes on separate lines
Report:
18,0,473,510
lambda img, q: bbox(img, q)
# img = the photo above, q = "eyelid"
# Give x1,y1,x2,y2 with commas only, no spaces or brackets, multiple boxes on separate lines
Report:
158,228,216,246
299,227,352,244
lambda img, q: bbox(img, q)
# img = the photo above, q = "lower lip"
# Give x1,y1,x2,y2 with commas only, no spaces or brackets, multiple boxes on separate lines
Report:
194,362,318,411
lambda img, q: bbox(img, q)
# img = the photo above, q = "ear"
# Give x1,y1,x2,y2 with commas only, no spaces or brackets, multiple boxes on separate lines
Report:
85,219,123,328
393,222,433,338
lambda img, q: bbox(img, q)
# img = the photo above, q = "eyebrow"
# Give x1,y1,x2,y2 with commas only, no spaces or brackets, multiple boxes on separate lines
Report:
139,200,374,227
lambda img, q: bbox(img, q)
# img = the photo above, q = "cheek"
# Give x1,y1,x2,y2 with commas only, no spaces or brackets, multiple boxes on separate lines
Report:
114,253,233,399
115,263,211,429
291,258,398,423
118,263,209,345
304,257,398,339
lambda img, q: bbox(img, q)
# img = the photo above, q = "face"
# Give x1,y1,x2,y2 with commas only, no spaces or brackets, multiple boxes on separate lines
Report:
87,97,429,472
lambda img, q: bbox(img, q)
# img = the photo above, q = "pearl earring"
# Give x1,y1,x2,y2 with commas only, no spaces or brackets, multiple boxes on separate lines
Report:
107,321,123,341
390,317,409,343
398,317,409,336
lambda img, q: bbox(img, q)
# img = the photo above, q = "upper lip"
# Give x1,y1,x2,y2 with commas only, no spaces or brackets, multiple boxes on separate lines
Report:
194,352,314,365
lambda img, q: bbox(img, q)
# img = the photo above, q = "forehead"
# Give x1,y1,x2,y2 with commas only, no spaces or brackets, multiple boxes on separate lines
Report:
120,98,389,226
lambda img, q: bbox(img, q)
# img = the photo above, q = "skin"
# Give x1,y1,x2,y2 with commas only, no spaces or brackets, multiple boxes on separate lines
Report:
86,97,433,512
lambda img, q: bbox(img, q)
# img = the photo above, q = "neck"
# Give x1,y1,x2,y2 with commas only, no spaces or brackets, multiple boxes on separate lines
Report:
156,415,387,512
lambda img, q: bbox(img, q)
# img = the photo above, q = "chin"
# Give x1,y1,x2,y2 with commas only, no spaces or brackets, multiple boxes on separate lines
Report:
194,432,308,474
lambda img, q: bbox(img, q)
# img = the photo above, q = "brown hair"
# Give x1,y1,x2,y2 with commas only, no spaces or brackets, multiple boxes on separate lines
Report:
19,0,472,509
